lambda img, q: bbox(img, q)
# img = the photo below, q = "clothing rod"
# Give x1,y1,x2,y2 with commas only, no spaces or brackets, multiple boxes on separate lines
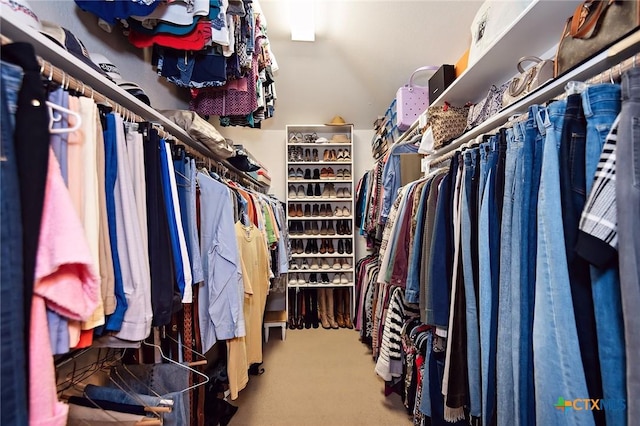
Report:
1,33,268,191
426,50,640,165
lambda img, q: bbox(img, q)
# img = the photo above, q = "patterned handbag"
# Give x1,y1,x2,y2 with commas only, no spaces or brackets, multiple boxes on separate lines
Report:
427,102,470,149
466,82,508,130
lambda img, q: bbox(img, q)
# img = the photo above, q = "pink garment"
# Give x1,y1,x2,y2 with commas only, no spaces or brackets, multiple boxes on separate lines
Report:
189,50,258,116
30,149,99,426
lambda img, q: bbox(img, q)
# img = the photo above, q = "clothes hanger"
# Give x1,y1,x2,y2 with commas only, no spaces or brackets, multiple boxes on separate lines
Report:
162,333,207,367
140,340,210,394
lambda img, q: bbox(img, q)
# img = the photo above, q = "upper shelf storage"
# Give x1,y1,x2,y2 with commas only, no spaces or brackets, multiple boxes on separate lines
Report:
1,13,268,188
431,0,583,107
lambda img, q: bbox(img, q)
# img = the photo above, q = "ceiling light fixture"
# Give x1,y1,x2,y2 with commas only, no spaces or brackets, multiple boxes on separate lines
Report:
290,0,315,42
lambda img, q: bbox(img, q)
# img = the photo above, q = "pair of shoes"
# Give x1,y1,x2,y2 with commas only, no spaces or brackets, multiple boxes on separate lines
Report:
335,169,351,179
336,219,351,235
304,148,318,162
318,203,332,217
288,203,298,217
336,149,351,161
323,149,338,161
332,273,349,284
291,239,305,254
289,132,303,143
333,206,350,217
337,239,353,254
318,239,335,254
289,168,304,180
321,183,337,198
336,188,351,198
320,167,336,179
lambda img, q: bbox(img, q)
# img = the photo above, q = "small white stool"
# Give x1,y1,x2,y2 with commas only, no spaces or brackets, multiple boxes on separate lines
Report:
263,310,287,343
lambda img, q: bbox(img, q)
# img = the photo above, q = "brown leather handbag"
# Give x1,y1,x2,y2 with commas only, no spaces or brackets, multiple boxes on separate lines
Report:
555,0,640,77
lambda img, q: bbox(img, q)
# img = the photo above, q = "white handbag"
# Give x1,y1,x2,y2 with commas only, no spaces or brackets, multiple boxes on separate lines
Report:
501,56,554,107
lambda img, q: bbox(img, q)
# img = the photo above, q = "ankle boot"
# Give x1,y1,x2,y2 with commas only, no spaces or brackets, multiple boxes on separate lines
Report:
303,204,311,217
337,239,344,254
326,239,335,254
335,288,346,328
311,239,319,254
296,204,303,217
327,220,335,235
317,289,331,329
314,183,321,197
313,168,320,180
306,184,313,197
304,240,312,254
342,288,353,329
311,221,319,235
312,204,320,217
319,239,326,254
345,239,352,254
304,169,311,180
325,288,339,329
320,220,327,235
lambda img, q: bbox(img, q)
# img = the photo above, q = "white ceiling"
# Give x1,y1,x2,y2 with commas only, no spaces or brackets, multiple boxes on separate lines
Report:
258,0,483,129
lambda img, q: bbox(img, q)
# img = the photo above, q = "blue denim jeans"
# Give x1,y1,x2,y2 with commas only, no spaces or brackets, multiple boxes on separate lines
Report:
559,94,604,426
534,99,594,426
0,60,28,426
461,148,481,418
478,136,499,424
582,83,626,426
496,126,520,425
109,364,189,426
517,105,546,426
617,67,640,426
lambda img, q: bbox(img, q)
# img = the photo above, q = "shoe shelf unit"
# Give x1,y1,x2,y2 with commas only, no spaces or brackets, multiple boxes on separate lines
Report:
285,124,356,330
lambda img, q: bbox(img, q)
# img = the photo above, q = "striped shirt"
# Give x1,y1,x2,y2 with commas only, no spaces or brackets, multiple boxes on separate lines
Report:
577,115,619,268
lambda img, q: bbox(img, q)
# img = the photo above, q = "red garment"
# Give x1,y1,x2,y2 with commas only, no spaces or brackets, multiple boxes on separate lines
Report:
128,19,212,50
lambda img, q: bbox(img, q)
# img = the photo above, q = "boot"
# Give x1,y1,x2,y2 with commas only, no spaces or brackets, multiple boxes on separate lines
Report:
304,290,312,329
317,289,331,329
310,289,319,329
325,288,339,329
342,288,354,329
335,288,346,328
297,290,305,329
288,288,297,330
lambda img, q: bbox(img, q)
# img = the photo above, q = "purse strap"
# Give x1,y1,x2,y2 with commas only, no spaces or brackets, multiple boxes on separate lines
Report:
569,0,611,39
407,66,440,89
517,56,543,73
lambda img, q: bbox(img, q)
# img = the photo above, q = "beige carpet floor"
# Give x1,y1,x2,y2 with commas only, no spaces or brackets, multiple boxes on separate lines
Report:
228,327,412,426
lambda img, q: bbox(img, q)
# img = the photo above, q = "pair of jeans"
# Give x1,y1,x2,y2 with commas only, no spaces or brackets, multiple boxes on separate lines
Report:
534,99,594,426
110,364,189,426
516,105,547,426
581,83,626,426
478,137,499,425
559,94,604,426
496,126,520,425
615,68,640,425
0,59,28,426
460,148,481,418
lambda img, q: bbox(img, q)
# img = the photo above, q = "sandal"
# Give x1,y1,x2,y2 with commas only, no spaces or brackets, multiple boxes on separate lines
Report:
289,132,302,143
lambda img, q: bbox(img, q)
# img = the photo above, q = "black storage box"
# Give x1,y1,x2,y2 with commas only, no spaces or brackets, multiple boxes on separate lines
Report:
428,64,456,102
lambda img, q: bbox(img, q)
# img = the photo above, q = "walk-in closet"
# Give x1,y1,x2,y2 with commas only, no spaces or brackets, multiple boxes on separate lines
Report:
1,1,639,425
